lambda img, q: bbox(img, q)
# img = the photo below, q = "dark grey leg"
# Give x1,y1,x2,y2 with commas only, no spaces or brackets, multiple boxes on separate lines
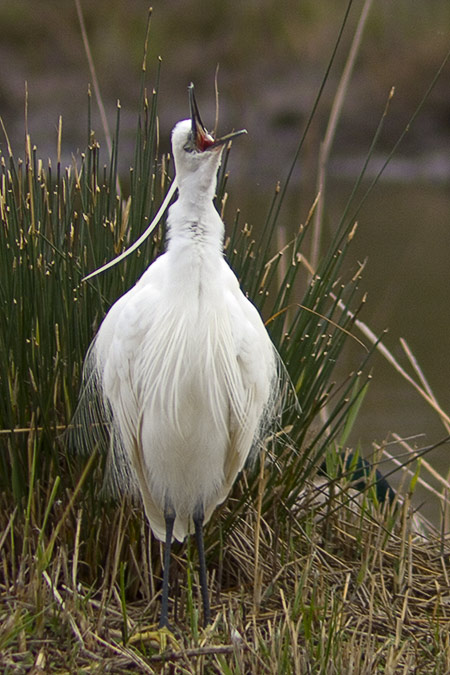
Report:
193,505,211,626
159,505,175,629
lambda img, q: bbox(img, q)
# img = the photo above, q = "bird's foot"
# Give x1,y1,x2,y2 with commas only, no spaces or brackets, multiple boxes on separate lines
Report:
128,624,180,652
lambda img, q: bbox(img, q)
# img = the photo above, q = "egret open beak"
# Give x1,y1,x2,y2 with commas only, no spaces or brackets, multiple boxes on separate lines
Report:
188,83,247,152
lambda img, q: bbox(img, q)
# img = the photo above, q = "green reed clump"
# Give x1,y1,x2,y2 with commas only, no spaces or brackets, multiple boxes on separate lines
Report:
0,82,376,647
0,68,374,515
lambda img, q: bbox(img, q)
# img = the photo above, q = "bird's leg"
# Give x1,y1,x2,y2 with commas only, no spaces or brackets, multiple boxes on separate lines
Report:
159,503,176,629
193,504,211,626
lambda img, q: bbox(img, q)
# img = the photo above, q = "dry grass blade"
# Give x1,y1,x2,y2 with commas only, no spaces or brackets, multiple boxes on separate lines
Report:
312,0,375,268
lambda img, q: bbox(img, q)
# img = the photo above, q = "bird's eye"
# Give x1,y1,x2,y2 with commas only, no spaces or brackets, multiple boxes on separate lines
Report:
183,133,196,153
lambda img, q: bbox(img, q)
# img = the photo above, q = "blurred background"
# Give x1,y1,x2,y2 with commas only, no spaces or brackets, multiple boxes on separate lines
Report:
1,0,449,517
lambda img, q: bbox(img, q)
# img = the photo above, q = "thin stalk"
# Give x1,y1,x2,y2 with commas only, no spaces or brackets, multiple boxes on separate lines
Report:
270,0,355,231
75,0,113,160
346,46,450,229
311,0,374,269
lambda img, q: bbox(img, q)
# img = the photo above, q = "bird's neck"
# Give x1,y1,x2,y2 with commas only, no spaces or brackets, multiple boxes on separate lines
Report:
176,169,218,201
166,182,224,260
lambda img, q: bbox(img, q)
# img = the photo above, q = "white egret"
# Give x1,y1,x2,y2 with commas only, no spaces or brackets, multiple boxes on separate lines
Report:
75,83,279,628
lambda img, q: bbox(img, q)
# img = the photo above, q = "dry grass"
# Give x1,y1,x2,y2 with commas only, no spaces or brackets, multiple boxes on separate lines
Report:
1,446,449,674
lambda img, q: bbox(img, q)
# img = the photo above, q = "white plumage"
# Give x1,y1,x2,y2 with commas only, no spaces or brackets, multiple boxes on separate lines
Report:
76,85,279,626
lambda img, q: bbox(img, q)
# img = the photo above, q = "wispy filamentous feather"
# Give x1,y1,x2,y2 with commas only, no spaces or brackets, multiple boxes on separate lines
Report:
68,292,288,536
66,341,141,501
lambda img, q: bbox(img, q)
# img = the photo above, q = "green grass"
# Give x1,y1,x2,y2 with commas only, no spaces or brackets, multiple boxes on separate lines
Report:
1,3,450,672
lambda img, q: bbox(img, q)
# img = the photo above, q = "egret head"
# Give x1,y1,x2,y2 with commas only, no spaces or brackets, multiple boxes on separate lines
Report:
171,83,246,192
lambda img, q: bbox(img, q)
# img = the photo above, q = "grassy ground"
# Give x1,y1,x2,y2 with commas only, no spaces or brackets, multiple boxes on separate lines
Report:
1,4,450,673
1,469,449,672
